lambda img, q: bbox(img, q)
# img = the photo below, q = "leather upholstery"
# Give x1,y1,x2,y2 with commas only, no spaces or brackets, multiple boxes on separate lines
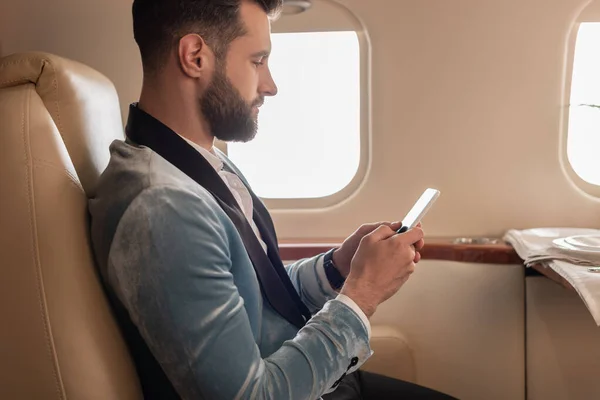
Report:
0,52,142,399
0,51,411,399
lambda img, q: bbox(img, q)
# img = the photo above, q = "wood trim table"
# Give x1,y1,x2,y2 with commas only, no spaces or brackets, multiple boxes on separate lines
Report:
278,237,575,291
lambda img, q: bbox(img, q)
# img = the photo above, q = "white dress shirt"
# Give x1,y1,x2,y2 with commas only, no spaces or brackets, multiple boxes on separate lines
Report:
179,136,370,338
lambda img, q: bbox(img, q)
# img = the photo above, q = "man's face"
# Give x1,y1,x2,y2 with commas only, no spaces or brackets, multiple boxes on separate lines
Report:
201,1,278,142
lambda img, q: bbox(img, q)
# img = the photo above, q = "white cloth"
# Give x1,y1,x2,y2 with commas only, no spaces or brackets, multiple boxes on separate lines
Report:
503,228,600,326
179,136,371,337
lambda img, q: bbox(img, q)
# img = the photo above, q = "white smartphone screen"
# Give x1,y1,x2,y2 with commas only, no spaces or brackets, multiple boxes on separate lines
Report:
401,188,440,230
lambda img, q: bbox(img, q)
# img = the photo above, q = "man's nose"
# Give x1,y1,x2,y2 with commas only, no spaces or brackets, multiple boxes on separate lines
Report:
260,69,278,97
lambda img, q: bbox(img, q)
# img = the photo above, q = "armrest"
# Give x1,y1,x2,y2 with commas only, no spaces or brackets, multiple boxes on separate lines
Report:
361,325,416,382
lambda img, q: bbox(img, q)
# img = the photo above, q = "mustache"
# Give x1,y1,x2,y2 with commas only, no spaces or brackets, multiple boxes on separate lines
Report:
252,97,264,108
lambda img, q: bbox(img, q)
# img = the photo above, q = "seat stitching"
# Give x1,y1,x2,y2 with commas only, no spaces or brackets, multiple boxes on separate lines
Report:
0,78,33,86
0,57,49,86
32,158,85,194
0,57,47,68
23,88,66,399
43,60,66,146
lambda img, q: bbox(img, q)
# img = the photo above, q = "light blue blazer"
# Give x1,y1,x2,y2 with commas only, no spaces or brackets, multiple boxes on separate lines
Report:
89,139,372,399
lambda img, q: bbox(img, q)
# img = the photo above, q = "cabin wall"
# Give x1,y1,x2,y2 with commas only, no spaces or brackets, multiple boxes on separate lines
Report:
3,2,600,399
369,260,526,400
526,276,600,400
268,0,600,239
1,0,598,240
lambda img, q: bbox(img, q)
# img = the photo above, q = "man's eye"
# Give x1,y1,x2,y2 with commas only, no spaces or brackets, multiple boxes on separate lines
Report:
253,59,265,66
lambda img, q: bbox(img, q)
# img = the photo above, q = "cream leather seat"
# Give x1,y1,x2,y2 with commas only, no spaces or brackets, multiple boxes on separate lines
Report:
0,52,142,399
0,51,416,399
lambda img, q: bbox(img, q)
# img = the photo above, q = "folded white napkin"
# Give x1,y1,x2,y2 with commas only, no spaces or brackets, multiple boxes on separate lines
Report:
503,228,600,326
504,228,600,266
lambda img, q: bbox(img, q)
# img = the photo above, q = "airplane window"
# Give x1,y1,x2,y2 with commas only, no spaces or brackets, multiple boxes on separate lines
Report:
567,22,600,186
227,31,361,199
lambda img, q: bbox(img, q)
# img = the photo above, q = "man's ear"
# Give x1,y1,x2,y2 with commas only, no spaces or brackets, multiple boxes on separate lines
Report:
178,34,212,79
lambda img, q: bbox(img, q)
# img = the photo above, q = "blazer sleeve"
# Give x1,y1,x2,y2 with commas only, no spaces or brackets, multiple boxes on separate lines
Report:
107,185,372,400
284,256,338,313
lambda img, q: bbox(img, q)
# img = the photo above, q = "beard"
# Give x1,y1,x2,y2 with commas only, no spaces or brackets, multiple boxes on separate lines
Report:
200,66,263,143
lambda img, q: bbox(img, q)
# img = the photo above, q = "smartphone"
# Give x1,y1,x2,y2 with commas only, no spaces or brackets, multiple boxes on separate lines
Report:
396,188,440,233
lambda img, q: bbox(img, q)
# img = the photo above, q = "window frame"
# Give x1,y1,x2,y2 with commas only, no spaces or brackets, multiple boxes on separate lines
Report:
217,1,371,210
560,12,600,198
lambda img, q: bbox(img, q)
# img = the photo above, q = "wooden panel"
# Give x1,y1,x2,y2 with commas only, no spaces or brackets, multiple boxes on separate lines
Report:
279,237,522,264
278,237,575,291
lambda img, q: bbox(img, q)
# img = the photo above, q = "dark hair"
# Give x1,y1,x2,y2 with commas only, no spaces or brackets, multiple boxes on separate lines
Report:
132,0,282,74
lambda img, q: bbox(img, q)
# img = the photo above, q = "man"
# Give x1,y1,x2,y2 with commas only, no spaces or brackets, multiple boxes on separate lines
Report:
89,0,457,399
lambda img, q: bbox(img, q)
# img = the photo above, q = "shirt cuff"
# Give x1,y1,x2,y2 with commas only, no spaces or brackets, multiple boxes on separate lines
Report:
335,293,371,339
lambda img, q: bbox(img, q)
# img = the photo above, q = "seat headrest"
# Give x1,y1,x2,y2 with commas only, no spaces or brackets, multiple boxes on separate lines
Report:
0,52,124,196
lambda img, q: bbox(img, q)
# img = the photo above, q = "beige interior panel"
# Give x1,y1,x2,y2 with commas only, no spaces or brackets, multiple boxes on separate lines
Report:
0,0,142,125
361,325,416,383
580,0,600,21
526,276,600,400
2,0,600,240
2,1,600,399
272,0,360,32
370,260,525,400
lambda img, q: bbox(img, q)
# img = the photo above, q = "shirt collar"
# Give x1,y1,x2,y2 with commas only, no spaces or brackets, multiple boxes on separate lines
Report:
178,135,224,172
126,103,224,172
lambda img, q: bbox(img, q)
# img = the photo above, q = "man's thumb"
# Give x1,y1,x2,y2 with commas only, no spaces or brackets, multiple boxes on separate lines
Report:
364,224,396,243
397,227,424,244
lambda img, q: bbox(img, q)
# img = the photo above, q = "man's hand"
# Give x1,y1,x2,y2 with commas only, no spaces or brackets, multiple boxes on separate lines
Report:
340,225,425,318
332,221,425,277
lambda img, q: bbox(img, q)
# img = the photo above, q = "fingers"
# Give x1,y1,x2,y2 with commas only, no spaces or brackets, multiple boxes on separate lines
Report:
414,251,421,263
405,261,416,275
362,224,396,243
413,238,425,251
400,264,415,284
394,226,424,244
357,221,411,237
409,245,417,266
390,221,403,230
357,220,404,240
356,221,390,236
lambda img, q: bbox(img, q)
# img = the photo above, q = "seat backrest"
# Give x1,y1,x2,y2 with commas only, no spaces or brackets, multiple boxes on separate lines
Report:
0,52,142,399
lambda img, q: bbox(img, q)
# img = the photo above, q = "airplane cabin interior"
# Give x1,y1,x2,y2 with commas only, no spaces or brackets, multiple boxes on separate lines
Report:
1,0,600,399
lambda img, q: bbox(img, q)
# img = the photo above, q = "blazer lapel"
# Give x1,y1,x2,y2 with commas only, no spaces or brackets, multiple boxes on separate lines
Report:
220,162,311,317
125,105,311,329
